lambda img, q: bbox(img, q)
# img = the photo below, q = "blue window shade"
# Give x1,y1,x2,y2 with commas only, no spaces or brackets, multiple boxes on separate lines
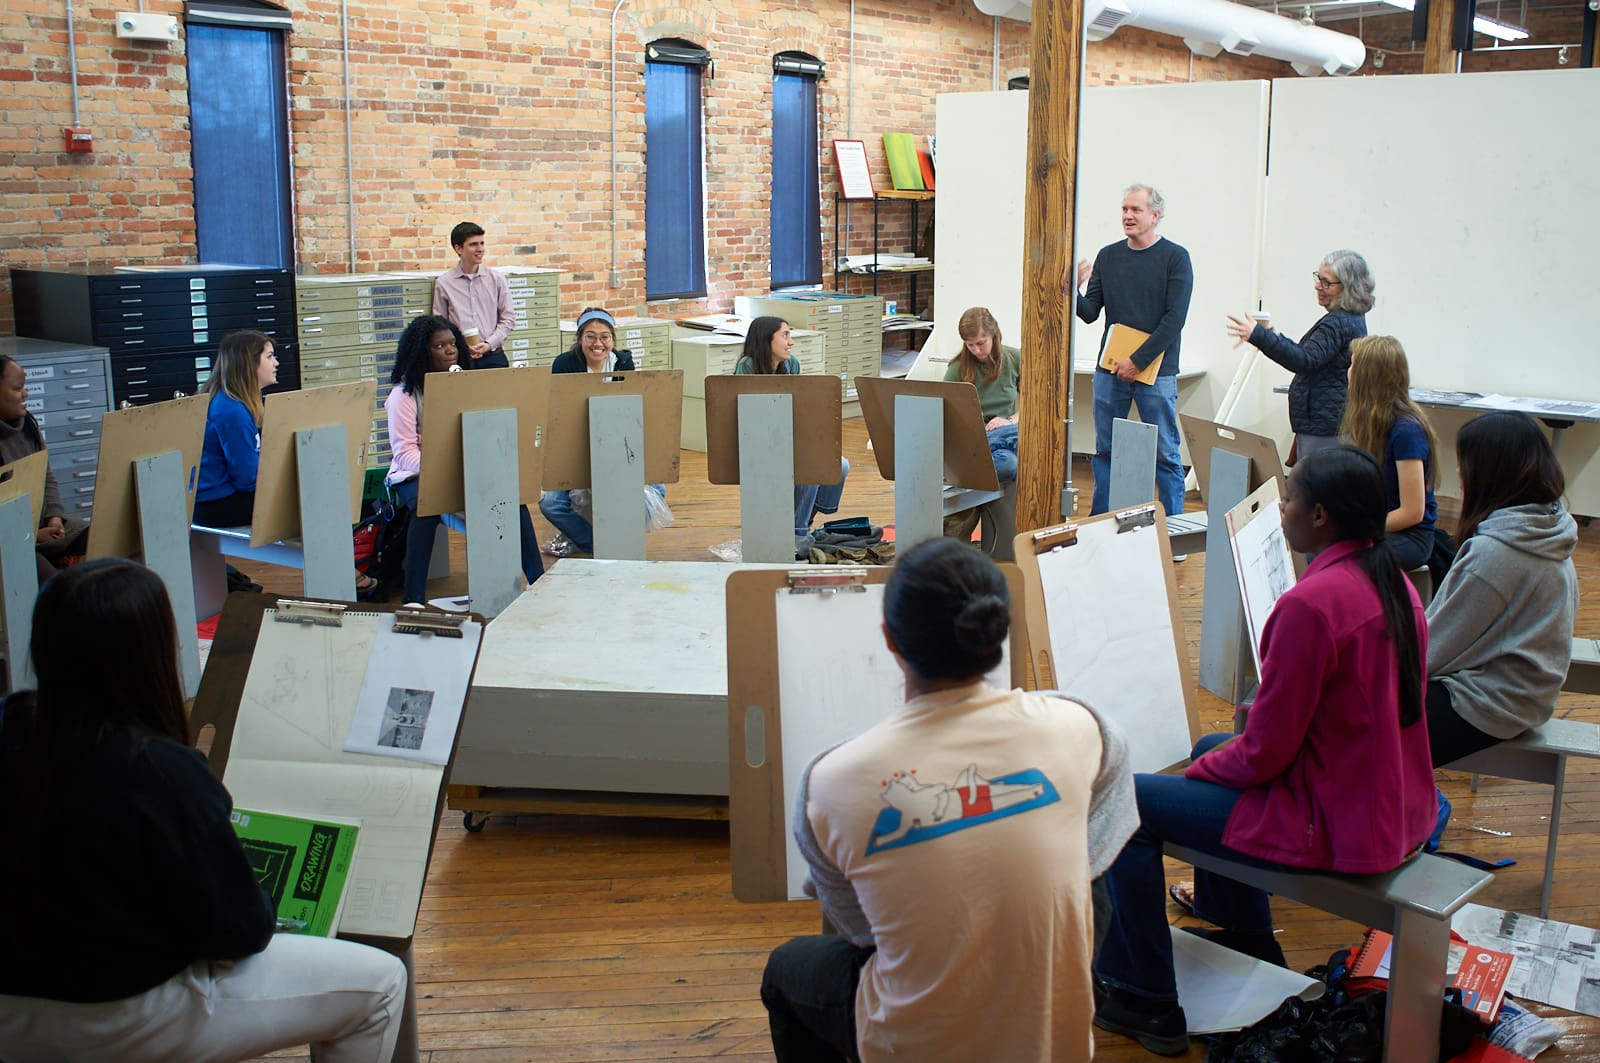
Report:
187,23,293,268
770,72,822,288
644,60,707,301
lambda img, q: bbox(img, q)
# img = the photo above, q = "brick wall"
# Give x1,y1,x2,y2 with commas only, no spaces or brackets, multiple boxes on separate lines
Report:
2,1,1578,336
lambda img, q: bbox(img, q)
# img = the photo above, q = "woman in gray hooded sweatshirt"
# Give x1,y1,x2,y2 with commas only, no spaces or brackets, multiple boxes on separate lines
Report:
1425,411,1579,767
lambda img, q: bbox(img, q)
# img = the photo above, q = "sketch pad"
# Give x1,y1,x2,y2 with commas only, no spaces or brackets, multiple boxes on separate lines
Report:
192,596,484,940
1225,478,1296,676
1014,505,1199,774
727,566,1028,903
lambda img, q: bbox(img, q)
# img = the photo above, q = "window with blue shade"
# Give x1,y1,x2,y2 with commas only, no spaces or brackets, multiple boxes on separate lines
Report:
770,62,822,289
644,43,708,301
186,21,294,268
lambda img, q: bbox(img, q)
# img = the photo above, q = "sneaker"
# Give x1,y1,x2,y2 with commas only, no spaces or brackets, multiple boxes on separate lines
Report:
1172,553,1189,563
1093,979,1189,1056
543,533,586,558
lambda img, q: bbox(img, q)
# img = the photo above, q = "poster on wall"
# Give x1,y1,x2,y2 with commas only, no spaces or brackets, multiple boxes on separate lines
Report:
831,140,875,200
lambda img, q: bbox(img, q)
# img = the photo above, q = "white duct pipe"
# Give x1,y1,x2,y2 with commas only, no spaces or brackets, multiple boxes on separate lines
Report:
974,0,1367,76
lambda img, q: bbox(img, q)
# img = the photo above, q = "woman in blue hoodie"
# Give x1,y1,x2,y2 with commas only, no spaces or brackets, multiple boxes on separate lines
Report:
1425,412,1579,767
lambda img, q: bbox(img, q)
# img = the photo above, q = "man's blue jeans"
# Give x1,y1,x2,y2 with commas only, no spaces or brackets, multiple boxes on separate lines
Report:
1095,733,1275,1002
1091,371,1184,517
539,484,667,554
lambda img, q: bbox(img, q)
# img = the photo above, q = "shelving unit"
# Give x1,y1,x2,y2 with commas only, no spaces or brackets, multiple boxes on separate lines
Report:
832,189,934,313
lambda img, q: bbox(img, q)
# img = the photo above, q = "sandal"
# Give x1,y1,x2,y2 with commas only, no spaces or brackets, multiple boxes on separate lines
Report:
1168,880,1198,918
354,571,379,594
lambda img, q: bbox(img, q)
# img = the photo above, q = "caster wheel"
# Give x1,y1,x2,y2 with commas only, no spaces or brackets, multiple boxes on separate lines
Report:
463,811,490,833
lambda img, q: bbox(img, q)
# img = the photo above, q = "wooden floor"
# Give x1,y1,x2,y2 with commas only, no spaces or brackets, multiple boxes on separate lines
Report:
235,419,1600,1061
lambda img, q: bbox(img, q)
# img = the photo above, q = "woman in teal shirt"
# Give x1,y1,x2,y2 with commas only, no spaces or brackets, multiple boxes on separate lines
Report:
943,307,1020,481
735,316,849,544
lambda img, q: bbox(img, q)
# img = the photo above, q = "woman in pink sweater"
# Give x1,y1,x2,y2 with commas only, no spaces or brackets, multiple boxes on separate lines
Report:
1093,444,1436,1056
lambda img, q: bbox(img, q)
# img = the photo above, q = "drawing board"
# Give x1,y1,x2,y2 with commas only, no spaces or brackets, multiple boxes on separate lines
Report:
727,566,1029,902
0,450,48,534
540,370,684,490
87,394,209,560
253,381,374,546
1225,478,1296,676
1180,413,1287,506
853,376,999,491
703,375,843,486
417,365,550,517
1013,505,1199,774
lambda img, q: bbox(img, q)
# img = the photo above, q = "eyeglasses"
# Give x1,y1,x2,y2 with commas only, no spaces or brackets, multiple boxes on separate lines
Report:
1312,272,1342,289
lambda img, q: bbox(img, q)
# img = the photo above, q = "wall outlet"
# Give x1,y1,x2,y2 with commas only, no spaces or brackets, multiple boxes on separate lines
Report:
115,12,180,41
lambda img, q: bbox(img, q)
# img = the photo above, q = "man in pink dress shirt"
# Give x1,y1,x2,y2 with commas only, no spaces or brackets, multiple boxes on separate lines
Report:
432,221,515,370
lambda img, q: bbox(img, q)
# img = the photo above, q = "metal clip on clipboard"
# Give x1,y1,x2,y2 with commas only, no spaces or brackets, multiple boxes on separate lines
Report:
274,600,348,627
785,569,869,595
393,609,469,638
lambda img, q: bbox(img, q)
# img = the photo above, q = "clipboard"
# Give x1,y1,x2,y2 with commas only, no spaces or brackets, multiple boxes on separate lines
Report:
191,593,486,940
703,374,842,486
418,364,550,516
726,565,1030,903
0,450,49,533
1224,478,1296,677
253,380,375,546
1012,504,1199,774
1100,323,1164,385
541,370,685,490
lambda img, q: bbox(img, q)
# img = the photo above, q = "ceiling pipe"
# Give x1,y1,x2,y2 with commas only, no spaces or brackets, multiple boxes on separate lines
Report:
974,0,1368,75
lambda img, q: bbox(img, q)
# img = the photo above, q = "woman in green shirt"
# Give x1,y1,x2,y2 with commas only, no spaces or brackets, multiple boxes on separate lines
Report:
735,316,849,542
943,307,1020,482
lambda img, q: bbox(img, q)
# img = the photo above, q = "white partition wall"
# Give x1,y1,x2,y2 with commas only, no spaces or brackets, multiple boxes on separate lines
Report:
926,81,1272,462
1261,69,1600,512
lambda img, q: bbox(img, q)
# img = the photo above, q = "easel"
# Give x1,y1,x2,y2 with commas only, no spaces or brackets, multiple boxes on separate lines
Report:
542,370,684,560
854,377,998,553
725,564,1030,902
87,395,210,696
1012,504,1200,774
704,375,842,563
190,592,486,1063
254,381,375,601
418,366,550,618
0,452,48,689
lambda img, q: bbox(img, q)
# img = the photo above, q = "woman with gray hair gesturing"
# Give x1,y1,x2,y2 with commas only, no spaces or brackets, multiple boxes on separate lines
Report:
1226,249,1374,461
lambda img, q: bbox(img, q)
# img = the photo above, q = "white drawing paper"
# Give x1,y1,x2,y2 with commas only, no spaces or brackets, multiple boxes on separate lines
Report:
343,613,480,766
1172,926,1323,1033
1226,478,1296,676
1035,516,1191,774
774,584,1009,900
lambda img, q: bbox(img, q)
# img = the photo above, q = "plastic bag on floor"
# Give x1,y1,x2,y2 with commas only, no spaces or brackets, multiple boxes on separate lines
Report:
644,487,675,532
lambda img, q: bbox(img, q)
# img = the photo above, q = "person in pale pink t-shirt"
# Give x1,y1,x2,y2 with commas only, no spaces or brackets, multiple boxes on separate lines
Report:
432,221,515,370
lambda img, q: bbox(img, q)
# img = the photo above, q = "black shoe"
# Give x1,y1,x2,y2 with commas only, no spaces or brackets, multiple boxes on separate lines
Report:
1093,979,1189,1056
1181,925,1288,968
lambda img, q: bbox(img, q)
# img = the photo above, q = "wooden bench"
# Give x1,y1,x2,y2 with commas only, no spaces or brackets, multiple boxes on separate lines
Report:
1165,843,1493,1063
1445,715,1600,917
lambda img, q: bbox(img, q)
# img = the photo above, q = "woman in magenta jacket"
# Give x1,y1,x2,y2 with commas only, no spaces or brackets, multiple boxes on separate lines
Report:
1092,445,1436,1057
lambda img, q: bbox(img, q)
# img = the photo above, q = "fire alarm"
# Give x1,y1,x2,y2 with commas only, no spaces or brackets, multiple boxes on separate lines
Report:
64,127,93,153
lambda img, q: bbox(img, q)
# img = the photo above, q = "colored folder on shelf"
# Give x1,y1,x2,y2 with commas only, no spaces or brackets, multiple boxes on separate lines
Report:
916,149,936,191
882,132,925,191
1099,323,1164,385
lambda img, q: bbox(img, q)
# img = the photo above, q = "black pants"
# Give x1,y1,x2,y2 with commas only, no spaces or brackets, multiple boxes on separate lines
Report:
1427,679,1503,768
760,935,874,1063
194,490,255,528
467,348,509,370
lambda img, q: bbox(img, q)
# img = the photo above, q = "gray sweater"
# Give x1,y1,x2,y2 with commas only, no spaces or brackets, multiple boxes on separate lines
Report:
1426,502,1579,739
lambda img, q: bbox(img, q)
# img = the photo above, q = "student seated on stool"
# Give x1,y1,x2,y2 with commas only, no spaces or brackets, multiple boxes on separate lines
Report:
761,538,1137,1063
0,354,90,584
1095,446,1436,1056
384,315,544,605
1424,411,1578,766
0,559,407,1062
539,308,668,558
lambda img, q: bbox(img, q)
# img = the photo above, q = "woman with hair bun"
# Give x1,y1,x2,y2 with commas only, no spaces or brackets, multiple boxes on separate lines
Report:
761,537,1136,1063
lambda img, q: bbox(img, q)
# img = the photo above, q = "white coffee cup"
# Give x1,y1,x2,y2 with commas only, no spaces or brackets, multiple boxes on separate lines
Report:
462,326,482,348
1250,311,1271,325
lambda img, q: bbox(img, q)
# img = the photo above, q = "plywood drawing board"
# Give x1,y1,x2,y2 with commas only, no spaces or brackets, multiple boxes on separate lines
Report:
703,375,843,485
1226,478,1296,676
0,450,48,534
1013,504,1199,774
541,370,684,490
252,380,374,546
854,376,999,492
1180,413,1287,505
417,365,550,517
727,565,1030,903
87,394,209,559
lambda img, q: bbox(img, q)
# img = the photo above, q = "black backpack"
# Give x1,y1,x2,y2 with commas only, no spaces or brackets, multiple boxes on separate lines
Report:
356,495,411,601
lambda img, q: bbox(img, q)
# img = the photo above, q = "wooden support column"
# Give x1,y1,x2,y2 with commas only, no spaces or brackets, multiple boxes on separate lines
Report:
1016,0,1084,533
1423,0,1461,73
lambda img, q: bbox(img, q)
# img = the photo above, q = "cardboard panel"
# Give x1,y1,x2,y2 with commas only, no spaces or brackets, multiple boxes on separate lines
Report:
541,370,685,490
87,394,209,559
253,380,375,545
854,376,999,492
416,365,550,517
704,375,843,486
